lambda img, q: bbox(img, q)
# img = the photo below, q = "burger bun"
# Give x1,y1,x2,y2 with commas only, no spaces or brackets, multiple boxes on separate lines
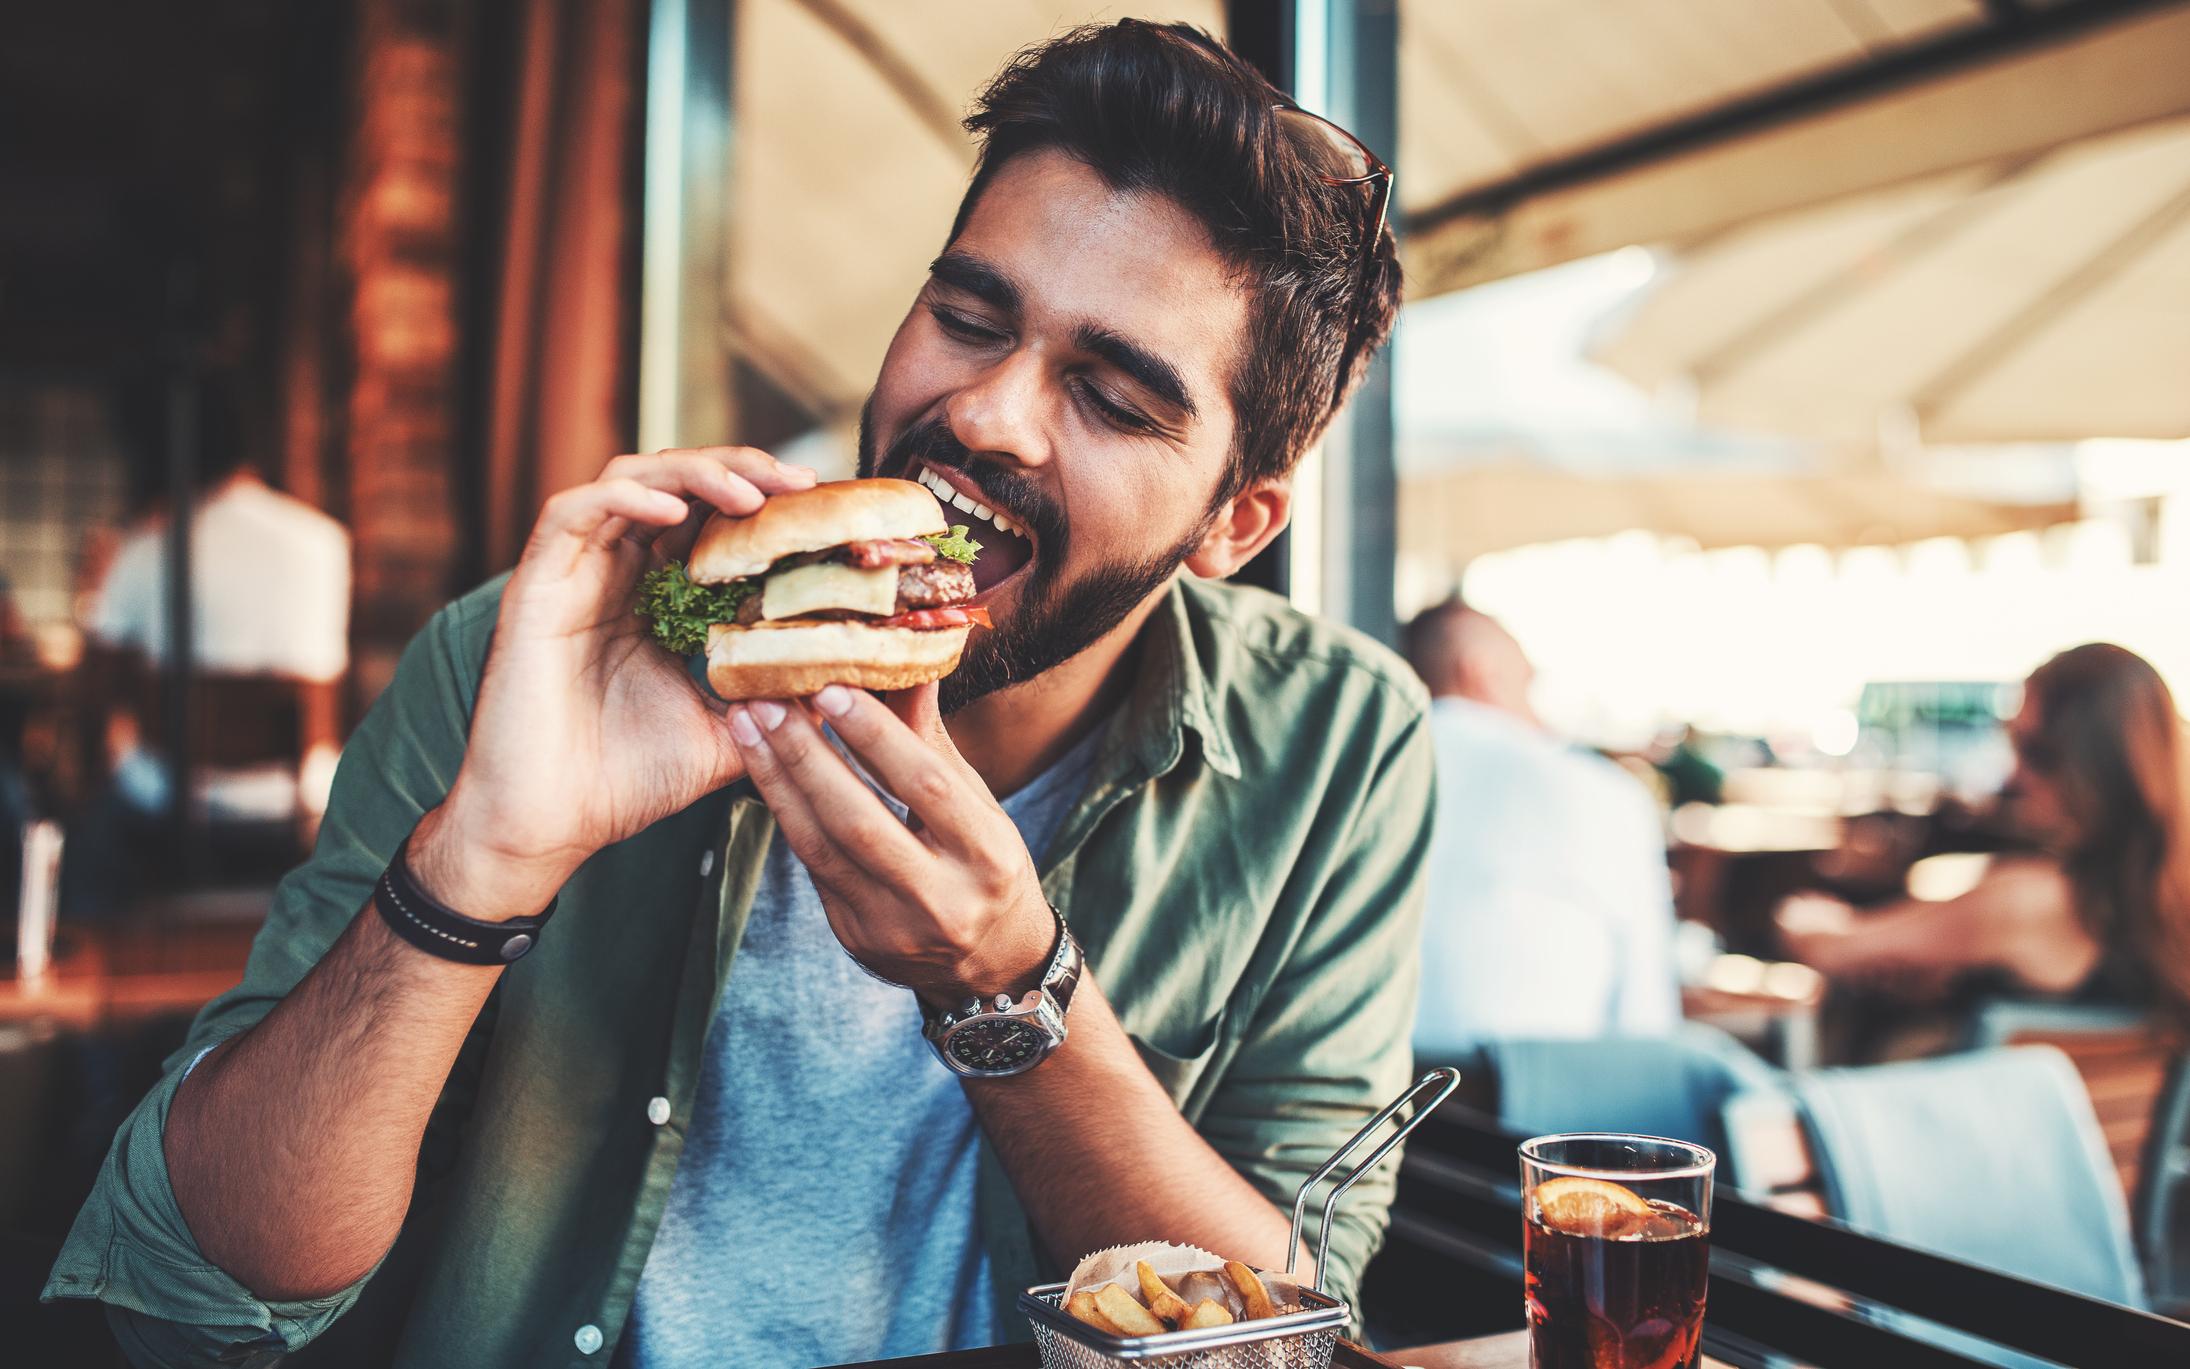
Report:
706,619,970,699
689,478,947,582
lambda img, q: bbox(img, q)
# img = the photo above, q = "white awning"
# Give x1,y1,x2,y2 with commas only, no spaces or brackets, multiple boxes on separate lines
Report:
1397,459,2077,566
1402,0,2190,296
1591,115,2190,444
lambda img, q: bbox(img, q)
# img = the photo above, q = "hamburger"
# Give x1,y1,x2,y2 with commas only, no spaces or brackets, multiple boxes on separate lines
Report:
637,477,989,698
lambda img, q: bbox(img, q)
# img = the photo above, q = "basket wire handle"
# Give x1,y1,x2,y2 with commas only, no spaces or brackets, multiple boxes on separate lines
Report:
1286,1067,1461,1294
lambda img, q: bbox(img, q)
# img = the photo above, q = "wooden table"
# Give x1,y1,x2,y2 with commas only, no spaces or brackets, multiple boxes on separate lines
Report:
1,920,257,1029
1394,1330,1731,1367
837,1334,1732,1367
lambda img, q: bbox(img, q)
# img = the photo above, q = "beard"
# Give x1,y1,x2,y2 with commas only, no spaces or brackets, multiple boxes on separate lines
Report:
860,402,1210,713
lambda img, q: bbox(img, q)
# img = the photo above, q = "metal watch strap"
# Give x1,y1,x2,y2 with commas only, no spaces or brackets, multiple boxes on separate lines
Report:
1039,908,1083,1015
923,904,1081,1043
373,834,558,966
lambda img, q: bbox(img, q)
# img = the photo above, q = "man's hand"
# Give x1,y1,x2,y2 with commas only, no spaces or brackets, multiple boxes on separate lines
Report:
726,682,1303,1276
424,448,816,920
724,682,1054,1002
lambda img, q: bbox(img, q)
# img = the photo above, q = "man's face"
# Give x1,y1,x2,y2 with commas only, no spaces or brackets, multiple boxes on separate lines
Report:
860,149,1250,711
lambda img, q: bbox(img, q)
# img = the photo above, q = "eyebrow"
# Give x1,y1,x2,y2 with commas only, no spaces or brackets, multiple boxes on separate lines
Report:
929,251,1020,315
929,250,1199,422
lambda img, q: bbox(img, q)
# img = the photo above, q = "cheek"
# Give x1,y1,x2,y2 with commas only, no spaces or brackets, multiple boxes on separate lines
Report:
872,316,954,429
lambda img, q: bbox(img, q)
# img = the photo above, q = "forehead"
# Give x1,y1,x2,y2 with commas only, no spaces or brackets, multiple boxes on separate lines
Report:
953,149,1247,413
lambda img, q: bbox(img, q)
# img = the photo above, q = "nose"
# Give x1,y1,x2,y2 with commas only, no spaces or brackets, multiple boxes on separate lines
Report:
944,349,1053,471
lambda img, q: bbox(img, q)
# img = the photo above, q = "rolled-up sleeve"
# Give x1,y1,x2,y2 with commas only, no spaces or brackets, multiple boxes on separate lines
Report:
41,581,499,1365
1201,700,1435,1312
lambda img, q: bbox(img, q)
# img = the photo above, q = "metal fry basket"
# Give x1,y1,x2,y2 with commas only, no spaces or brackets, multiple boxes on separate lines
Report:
1019,1068,1460,1368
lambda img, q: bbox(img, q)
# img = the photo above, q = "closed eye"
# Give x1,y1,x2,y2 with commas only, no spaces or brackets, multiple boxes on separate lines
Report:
929,305,1006,345
1074,379,1157,435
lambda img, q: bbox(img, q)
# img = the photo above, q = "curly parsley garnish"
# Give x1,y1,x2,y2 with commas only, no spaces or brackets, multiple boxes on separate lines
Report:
636,561,756,654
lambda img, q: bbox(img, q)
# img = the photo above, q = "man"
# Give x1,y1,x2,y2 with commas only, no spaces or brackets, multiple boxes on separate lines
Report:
46,23,1430,1367
1403,598,1678,1056
87,383,351,826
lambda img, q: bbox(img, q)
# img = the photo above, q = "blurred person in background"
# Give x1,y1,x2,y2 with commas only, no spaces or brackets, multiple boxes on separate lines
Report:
70,378,349,898
1404,597,1680,1055
1780,643,2190,1030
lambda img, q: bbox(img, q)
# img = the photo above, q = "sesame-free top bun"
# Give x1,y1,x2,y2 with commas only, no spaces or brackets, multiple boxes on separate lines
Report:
687,478,948,582
705,620,971,699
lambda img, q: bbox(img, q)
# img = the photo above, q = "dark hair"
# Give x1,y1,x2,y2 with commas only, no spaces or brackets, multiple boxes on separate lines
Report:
951,20,1401,504
2023,643,2190,1027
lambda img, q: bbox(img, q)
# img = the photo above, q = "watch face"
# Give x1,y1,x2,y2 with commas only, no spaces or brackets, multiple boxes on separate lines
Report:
946,1015,1049,1074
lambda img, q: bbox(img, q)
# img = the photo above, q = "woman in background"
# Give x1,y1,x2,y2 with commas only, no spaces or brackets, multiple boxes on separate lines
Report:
1780,643,2190,1029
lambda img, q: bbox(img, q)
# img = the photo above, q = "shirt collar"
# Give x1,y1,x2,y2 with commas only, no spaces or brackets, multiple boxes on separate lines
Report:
1120,578,1242,782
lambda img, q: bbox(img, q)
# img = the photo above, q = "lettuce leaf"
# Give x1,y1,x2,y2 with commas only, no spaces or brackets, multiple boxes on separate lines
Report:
636,561,755,654
923,524,982,565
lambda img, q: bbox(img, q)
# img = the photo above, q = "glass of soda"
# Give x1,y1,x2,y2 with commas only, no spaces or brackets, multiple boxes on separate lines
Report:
1520,1133,1715,1369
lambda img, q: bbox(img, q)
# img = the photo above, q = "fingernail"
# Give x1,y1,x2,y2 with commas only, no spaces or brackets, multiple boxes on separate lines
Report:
752,699,787,730
814,685,852,717
729,707,762,746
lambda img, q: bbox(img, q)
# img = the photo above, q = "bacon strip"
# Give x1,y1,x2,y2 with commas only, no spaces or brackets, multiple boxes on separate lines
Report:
843,538,939,569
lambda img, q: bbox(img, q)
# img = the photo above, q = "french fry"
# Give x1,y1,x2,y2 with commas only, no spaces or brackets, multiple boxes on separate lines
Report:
1223,1260,1279,1321
1182,1298,1235,1329
1136,1260,1194,1327
1093,1281,1168,1337
1066,1290,1123,1336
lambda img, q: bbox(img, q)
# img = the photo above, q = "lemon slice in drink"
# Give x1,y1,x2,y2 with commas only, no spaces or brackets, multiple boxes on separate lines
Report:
1532,1176,1653,1236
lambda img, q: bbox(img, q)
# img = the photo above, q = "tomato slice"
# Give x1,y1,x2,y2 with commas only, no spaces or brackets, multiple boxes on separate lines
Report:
875,605,990,630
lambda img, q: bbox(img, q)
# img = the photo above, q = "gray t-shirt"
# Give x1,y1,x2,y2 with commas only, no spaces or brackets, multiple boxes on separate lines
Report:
623,722,1105,1367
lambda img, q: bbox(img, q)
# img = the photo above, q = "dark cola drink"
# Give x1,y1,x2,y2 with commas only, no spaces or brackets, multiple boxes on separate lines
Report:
1524,1178,1710,1369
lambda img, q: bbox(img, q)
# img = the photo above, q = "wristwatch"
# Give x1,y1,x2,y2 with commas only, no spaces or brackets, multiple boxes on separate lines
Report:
923,905,1082,1078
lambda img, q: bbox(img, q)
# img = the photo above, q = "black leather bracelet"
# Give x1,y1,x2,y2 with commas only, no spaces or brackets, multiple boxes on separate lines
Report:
373,834,558,965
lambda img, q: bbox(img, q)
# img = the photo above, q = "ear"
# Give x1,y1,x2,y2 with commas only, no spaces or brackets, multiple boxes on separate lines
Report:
1184,479,1292,579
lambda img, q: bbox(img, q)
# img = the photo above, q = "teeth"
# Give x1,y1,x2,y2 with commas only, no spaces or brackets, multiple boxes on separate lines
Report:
917,464,1026,543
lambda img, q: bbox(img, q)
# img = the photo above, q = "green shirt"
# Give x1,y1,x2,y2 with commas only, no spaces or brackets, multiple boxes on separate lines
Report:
45,574,1433,1368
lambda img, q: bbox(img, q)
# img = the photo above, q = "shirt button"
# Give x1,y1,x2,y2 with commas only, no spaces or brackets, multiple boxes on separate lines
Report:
574,1323,604,1354
646,1096,671,1126
698,850,715,877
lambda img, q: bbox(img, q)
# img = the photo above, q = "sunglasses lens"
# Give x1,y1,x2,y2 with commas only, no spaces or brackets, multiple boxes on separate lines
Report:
1277,106,1375,183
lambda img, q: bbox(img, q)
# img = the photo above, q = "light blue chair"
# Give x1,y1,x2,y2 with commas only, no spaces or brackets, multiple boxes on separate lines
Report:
1471,1023,1785,1189
1733,1045,2145,1308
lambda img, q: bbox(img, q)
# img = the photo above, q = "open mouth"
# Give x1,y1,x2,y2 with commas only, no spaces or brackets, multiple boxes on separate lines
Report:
912,463,1036,597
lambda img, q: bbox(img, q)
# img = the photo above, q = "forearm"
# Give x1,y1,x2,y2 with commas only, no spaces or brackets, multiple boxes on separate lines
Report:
965,978,1300,1275
163,803,555,1301
1809,897,1978,978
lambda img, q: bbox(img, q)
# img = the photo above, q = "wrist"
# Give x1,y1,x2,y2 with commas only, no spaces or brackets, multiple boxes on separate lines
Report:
407,799,579,924
922,897,1057,1008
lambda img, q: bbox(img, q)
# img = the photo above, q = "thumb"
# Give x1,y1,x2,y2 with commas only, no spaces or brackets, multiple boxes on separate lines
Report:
884,681,954,752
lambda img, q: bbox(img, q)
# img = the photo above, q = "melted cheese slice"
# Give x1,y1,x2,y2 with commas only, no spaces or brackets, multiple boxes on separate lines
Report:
759,561,899,620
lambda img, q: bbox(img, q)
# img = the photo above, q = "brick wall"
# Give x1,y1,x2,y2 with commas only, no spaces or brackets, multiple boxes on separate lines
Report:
343,0,469,701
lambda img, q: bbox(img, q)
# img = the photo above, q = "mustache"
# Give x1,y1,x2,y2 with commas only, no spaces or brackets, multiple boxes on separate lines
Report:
880,418,1066,555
